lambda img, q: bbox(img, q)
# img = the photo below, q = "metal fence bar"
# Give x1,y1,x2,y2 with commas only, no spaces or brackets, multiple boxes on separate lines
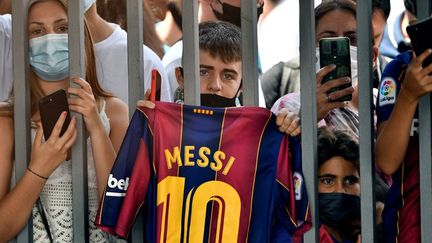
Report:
127,0,144,113
12,0,32,242
126,0,145,240
68,0,89,242
182,1,200,106
357,0,376,242
241,0,259,106
299,0,319,242
417,0,432,242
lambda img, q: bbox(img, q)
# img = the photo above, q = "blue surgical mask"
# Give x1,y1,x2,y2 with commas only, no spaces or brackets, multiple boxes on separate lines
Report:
84,0,95,12
29,34,69,82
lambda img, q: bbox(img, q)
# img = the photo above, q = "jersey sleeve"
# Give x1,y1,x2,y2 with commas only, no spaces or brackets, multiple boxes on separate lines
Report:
274,136,311,237
96,108,154,238
376,52,412,124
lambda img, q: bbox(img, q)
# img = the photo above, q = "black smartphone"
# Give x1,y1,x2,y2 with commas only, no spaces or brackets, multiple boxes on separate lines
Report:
150,69,161,101
39,89,71,140
407,16,432,68
319,37,352,102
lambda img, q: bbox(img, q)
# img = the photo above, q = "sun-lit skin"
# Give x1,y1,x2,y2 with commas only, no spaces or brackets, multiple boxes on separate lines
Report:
199,50,242,99
318,156,360,196
372,9,387,49
0,0,11,14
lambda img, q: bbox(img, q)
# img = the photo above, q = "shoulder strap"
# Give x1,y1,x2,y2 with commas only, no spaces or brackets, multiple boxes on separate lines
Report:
37,198,54,243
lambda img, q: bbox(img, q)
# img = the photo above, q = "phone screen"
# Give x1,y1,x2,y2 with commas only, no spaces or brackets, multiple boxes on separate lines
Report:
39,89,71,140
150,69,161,101
319,37,352,102
407,17,432,68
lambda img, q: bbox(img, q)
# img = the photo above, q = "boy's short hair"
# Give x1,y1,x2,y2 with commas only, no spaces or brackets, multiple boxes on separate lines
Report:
317,127,360,173
199,21,242,64
315,0,357,29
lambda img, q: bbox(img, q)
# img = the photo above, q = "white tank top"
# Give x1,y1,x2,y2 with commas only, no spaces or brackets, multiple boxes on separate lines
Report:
31,100,120,242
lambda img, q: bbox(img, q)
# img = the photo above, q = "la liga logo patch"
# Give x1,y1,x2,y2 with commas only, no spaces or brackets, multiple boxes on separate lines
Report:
379,77,396,106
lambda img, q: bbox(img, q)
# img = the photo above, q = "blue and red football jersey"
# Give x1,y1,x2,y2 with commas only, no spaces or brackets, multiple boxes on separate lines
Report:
96,102,311,242
376,51,420,243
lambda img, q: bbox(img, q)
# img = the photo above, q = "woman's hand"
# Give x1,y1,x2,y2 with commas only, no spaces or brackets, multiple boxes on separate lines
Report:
316,64,354,121
276,108,301,136
400,49,432,103
67,78,103,134
29,112,77,178
137,89,156,109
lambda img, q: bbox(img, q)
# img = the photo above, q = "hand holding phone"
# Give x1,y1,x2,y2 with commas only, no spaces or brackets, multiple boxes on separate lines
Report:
39,89,71,140
319,37,352,102
407,17,432,68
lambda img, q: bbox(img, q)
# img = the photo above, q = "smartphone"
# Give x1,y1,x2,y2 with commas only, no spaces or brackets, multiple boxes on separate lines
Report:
150,69,161,101
39,89,71,140
407,16,432,68
319,37,352,102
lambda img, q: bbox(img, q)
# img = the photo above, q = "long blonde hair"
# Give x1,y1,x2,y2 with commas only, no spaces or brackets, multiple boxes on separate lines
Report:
26,0,113,116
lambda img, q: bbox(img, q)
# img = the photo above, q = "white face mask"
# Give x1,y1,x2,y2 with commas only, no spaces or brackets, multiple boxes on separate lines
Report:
315,46,358,88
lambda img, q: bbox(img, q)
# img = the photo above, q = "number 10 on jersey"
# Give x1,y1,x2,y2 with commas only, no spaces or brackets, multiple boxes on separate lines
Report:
157,176,242,243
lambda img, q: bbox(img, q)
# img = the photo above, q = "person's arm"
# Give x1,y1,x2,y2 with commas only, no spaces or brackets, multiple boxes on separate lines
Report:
0,113,77,242
376,50,432,175
0,116,13,199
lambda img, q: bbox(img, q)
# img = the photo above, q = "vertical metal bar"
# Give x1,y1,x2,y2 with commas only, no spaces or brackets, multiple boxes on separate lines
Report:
68,0,89,242
417,1,432,242
126,0,145,241
357,0,376,242
241,0,259,106
127,0,144,115
182,1,200,105
12,0,32,242
299,0,318,242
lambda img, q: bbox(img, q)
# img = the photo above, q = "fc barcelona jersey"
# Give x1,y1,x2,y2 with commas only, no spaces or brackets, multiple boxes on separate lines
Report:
376,51,420,243
96,102,311,242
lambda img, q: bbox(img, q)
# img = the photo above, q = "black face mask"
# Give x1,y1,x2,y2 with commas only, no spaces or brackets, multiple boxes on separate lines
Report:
211,0,241,27
200,93,238,108
318,193,361,228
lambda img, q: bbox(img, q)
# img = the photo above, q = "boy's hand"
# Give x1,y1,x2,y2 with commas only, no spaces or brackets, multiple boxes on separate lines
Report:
137,89,156,109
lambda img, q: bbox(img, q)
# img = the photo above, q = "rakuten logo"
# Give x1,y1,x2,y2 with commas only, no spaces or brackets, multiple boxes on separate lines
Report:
106,174,130,197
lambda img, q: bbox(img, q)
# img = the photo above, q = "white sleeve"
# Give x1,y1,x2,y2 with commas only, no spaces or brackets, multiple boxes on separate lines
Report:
0,14,13,102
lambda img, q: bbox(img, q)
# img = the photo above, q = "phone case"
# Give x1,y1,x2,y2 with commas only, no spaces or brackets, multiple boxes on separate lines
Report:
150,69,161,101
407,17,432,68
39,89,71,140
319,37,352,102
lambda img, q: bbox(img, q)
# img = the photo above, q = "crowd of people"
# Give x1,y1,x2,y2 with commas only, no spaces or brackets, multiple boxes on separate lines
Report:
0,0,430,242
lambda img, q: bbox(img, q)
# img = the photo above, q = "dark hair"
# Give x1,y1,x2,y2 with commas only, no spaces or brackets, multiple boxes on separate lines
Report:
373,0,391,20
404,0,417,16
317,127,359,172
199,21,241,64
315,0,357,28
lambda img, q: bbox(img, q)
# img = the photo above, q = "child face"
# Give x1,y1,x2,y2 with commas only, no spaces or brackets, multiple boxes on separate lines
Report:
318,156,360,196
199,50,242,99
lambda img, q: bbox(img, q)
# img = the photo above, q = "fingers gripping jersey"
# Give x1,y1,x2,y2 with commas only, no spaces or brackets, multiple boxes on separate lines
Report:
96,102,311,242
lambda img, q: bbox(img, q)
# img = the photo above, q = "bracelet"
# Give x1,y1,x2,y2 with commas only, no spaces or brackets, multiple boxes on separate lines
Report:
27,167,48,180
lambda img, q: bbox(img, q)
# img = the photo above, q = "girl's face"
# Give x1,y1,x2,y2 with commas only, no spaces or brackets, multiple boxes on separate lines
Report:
316,9,357,46
318,156,360,196
28,0,68,39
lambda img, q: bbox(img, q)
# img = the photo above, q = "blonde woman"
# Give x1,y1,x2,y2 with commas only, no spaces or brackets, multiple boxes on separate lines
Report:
0,0,128,241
